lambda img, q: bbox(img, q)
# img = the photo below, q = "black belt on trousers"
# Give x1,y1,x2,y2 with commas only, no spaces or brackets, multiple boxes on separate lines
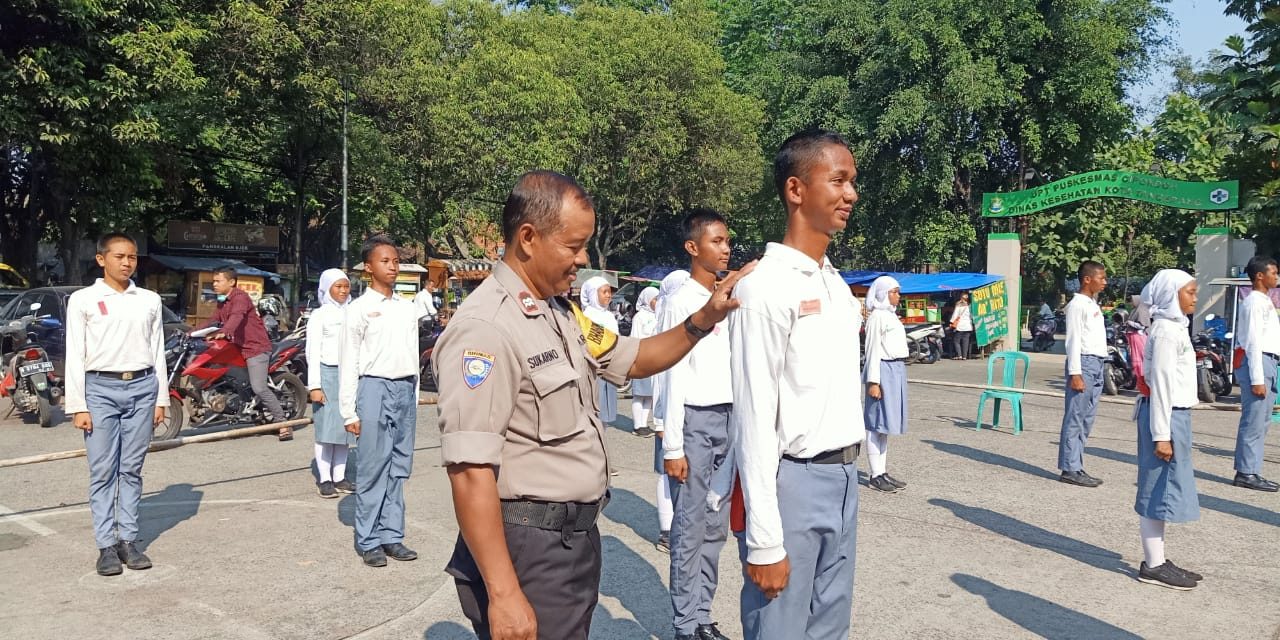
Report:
501,494,608,533
88,367,153,381
782,443,861,465
1263,353,1280,362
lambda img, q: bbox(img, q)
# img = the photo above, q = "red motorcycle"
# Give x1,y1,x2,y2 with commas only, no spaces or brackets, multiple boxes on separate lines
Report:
161,326,307,438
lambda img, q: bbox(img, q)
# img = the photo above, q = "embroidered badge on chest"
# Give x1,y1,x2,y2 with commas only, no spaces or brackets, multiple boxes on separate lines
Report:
463,350,495,389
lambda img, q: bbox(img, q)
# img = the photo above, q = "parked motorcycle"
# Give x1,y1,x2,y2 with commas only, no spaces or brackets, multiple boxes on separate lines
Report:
1193,318,1233,403
1102,323,1138,396
905,323,944,365
267,322,308,382
1031,315,1057,353
161,326,307,438
0,305,61,427
419,316,443,391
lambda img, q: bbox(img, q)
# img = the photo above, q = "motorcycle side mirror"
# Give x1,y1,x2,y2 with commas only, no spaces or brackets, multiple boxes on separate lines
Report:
28,302,41,313
1225,332,1234,340
1205,314,1216,322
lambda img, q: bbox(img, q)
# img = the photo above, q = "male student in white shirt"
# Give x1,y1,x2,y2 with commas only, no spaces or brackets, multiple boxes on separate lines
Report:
1231,256,1280,492
659,209,734,640
65,233,169,576
730,129,865,640
1058,260,1108,487
341,235,422,566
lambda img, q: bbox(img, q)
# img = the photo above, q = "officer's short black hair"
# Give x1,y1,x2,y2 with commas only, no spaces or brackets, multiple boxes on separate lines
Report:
95,232,136,255
773,129,852,204
681,208,727,243
1246,255,1277,283
361,234,398,264
212,266,238,283
1078,260,1105,282
502,170,594,244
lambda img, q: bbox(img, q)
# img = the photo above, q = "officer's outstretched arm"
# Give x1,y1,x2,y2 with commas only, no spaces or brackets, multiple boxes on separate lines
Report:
630,263,754,378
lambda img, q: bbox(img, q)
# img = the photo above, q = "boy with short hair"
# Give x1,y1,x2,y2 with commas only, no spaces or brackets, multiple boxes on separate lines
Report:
1058,260,1109,487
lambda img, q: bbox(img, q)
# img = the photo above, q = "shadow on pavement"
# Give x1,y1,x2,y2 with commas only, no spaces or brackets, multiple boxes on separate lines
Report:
424,621,476,639
137,482,203,551
604,487,659,544
951,574,1142,639
1083,446,1236,486
929,499,1128,576
1198,493,1280,528
923,439,1060,481
596,534,672,639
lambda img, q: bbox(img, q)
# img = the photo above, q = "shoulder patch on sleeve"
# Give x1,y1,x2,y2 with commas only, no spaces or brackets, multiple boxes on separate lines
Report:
462,350,496,389
570,303,618,359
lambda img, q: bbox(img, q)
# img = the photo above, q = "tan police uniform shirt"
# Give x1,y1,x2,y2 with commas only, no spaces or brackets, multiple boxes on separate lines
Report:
435,261,640,503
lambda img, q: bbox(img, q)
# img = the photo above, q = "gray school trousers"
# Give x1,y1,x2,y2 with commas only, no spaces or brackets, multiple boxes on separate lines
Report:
84,372,158,548
668,404,731,635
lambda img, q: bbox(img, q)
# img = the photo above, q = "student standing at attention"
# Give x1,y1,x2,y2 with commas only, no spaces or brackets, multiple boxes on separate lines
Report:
1058,260,1108,487
307,268,355,499
731,129,865,640
1231,256,1280,492
863,276,909,494
652,269,691,553
66,233,170,576
580,276,620,424
628,286,661,438
341,236,421,567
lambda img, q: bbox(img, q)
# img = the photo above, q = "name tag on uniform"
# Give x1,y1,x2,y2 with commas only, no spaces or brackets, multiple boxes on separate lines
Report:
98,301,109,315
799,299,822,317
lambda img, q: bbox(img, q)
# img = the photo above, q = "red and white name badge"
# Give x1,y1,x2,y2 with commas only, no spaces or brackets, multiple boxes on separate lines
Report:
799,299,822,316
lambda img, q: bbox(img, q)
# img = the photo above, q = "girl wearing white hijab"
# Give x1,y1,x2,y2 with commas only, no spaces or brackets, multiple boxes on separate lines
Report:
628,287,662,435
1134,269,1202,590
580,276,619,423
863,276,910,493
306,268,355,498
650,269,689,552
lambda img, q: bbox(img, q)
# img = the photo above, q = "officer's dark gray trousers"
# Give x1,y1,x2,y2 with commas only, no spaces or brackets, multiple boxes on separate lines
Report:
246,353,285,422
84,373,156,549
448,524,602,640
1058,355,1103,472
740,457,859,640
1234,355,1277,474
668,404,731,635
353,376,416,551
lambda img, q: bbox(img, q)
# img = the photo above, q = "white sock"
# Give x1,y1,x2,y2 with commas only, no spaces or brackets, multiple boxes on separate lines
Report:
1140,516,1166,567
867,432,889,477
657,473,674,532
332,445,349,483
632,396,651,430
315,443,333,483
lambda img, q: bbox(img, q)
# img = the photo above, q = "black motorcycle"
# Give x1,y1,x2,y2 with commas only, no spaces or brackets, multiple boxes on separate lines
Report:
419,316,444,392
1031,315,1057,352
1102,323,1137,396
1192,324,1233,403
1,308,62,427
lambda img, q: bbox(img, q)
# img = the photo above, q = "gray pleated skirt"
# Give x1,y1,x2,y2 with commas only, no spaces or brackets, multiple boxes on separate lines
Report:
313,365,355,446
865,359,908,435
1134,400,1200,523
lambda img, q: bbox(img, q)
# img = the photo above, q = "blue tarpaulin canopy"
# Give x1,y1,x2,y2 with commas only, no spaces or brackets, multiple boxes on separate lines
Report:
149,254,281,282
841,270,1001,294
624,265,681,283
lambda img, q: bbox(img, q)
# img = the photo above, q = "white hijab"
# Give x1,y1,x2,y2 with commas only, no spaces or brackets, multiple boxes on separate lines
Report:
655,269,691,319
866,276,901,313
636,286,659,315
1141,269,1194,327
317,268,350,308
579,276,618,332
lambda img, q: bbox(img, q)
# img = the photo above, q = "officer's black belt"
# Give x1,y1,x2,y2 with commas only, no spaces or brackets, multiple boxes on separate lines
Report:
501,498,604,532
88,367,153,381
783,443,860,465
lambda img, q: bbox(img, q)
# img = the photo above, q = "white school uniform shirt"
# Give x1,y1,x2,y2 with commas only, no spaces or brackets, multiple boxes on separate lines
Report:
862,308,909,384
414,287,437,319
339,288,419,425
64,279,170,414
1064,292,1108,375
1237,289,1280,383
305,304,345,391
729,242,865,565
1143,318,1198,441
658,278,732,460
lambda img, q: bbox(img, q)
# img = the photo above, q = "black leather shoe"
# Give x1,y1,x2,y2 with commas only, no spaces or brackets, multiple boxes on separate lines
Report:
1080,470,1104,486
115,541,152,570
96,547,123,576
869,474,900,493
1059,470,1102,488
382,542,418,561
1233,473,1280,492
696,622,732,640
361,547,387,567
884,473,907,489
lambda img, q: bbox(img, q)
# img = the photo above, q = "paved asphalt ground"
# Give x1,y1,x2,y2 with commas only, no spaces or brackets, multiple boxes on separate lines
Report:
1,347,1277,640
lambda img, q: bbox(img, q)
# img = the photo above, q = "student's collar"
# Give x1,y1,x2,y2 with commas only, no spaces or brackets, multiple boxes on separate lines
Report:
764,242,834,276
94,278,137,295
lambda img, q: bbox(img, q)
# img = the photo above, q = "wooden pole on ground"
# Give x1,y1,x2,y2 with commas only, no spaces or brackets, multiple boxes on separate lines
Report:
909,378,1236,411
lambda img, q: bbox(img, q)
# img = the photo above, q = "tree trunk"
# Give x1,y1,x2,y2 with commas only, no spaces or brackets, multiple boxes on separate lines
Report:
293,146,305,306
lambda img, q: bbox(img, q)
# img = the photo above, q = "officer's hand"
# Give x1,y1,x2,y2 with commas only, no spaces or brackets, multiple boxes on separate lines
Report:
488,590,537,640
747,557,791,600
691,261,758,327
665,456,689,483
153,406,166,426
346,420,361,436
1253,384,1267,398
867,383,882,400
309,390,326,404
73,412,93,433
1154,441,1174,462
1069,375,1085,393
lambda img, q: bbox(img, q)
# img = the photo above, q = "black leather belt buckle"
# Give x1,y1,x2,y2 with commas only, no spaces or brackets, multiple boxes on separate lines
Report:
91,368,153,381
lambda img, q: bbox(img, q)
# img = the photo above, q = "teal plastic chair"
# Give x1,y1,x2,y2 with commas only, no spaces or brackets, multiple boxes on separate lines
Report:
975,351,1031,434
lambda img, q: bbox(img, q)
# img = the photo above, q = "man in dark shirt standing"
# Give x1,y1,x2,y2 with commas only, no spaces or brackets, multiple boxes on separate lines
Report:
197,267,289,439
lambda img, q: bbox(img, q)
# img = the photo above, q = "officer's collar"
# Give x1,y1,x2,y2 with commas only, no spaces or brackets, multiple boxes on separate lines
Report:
493,261,546,317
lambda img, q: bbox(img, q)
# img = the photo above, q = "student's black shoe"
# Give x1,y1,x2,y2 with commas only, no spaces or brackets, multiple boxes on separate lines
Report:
96,547,123,576
675,634,696,640
869,475,900,493
115,541,152,570
1080,470,1103,485
1138,561,1197,590
1233,473,1280,492
1059,470,1102,488
333,479,355,494
361,547,387,567
884,473,907,489
655,531,670,554
382,543,418,561
696,622,731,640
633,427,655,438
318,481,338,499
1164,559,1202,582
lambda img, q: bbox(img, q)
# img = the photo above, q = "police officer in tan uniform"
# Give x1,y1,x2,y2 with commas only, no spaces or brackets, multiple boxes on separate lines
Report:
436,170,749,640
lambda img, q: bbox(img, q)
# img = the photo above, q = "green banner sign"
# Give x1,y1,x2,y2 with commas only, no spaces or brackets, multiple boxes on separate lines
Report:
971,280,1009,347
982,171,1238,218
